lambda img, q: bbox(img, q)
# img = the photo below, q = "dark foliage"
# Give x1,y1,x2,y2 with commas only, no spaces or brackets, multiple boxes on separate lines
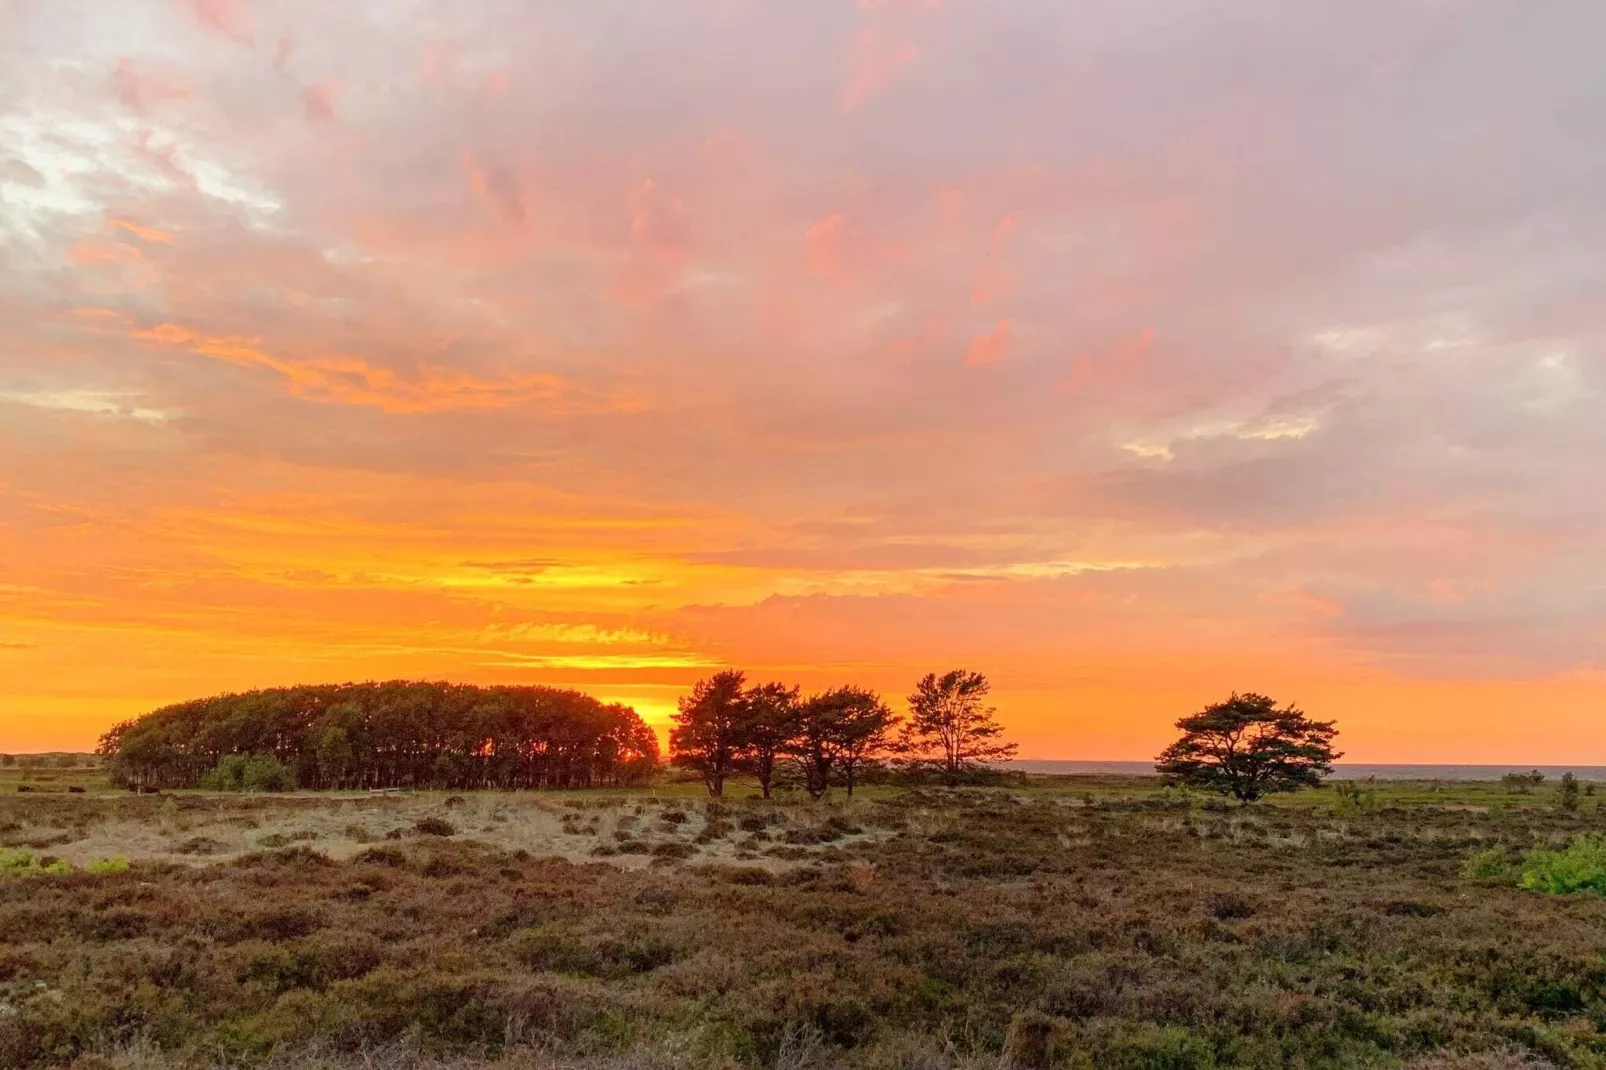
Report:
734,682,801,800
672,675,910,798
899,670,1017,787
1156,692,1339,802
97,681,659,791
791,687,897,798
669,671,748,798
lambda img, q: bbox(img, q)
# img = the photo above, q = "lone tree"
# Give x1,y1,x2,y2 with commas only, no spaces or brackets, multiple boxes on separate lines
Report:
670,670,748,797
900,670,1016,786
1156,692,1339,802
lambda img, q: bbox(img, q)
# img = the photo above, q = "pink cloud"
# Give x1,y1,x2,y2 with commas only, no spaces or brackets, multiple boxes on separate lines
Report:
613,180,693,305
188,0,253,45
841,29,921,110
628,180,690,263
303,81,338,123
805,212,847,284
113,59,191,112
7,0,1606,761
964,319,1013,366
461,148,528,228
1062,329,1155,390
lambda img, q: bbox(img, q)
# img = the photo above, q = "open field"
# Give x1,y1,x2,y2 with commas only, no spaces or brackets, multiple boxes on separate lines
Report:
0,758,111,796
3,777,1606,1070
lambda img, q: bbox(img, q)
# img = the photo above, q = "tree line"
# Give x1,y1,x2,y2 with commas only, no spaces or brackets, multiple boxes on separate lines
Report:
97,681,659,791
669,668,1017,797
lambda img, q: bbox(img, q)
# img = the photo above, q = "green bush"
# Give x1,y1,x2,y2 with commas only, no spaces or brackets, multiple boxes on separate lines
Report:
86,856,130,874
1333,781,1378,814
201,754,297,793
1519,834,1606,896
1462,845,1519,884
0,848,70,876
1559,772,1580,812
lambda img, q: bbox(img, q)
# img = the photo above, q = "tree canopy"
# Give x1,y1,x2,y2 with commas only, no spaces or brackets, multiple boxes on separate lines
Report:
1155,692,1340,802
98,681,659,791
669,670,748,797
670,669,1010,797
900,670,1017,787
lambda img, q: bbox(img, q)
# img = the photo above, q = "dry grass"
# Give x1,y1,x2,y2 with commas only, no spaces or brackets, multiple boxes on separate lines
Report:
3,783,1605,1069
0,793,889,873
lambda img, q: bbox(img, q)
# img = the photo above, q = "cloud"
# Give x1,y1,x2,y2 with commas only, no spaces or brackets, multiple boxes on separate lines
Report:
461,147,527,227
302,81,338,123
188,0,253,45
109,217,175,245
131,322,573,413
805,212,847,284
0,389,174,424
964,319,1012,366
840,0,943,109
113,59,192,112
2,0,1605,759
841,29,921,111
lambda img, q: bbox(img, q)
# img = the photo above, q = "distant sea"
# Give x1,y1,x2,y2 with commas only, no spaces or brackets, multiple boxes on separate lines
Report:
1007,760,1606,782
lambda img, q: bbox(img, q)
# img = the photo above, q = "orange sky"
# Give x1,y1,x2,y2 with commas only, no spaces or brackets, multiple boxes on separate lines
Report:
3,0,1605,760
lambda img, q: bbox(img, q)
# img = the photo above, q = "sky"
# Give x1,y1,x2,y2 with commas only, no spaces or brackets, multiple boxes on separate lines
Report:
2,0,1604,761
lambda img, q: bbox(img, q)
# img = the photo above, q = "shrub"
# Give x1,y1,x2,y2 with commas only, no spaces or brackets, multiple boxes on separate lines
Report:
651,841,696,860
1519,834,1606,896
1463,845,1520,885
1558,772,1580,812
1501,771,1544,795
85,856,130,875
240,932,385,992
200,753,297,793
1004,1009,1073,1069
1333,781,1378,814
1208,893,1257,920
0,848,70,876
413,817,457,837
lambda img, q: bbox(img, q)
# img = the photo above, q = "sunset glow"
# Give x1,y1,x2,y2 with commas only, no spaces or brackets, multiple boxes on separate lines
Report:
3,1,1604,760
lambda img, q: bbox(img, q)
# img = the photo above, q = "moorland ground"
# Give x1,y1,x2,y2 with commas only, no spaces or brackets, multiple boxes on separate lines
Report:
2,776,1604,1070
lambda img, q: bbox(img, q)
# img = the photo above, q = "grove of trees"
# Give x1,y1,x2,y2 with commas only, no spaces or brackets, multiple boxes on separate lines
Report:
670,668,1015,797
97,681,659,791
1155,692,1340,802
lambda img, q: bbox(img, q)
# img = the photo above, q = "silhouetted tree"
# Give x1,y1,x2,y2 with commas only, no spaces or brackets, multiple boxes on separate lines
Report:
813,686,897,796
786,692,839,799
900,670,1016,786
1156,692,1339,802
98,681,659,791
670,670,748,797
736,681,801,799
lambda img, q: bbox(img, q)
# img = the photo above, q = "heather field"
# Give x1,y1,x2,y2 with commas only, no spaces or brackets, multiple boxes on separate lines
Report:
2,778,1605,1070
